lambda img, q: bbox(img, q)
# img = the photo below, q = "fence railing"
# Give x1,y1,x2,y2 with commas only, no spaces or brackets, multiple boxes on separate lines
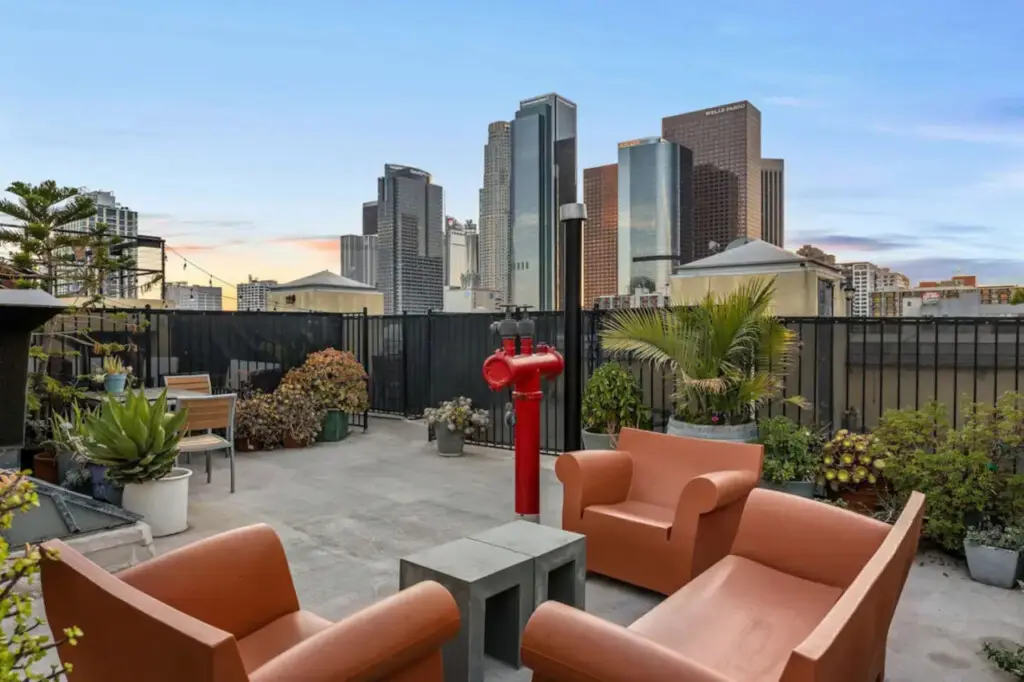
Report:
40,309,1024,453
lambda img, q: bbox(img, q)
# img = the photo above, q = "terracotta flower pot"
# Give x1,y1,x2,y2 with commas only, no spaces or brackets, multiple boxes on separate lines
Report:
234,438,254,452
283,434,306,449
836,485,880,513
33,452,58,484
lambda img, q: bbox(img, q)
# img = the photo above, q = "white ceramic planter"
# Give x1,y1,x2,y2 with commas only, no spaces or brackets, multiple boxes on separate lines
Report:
122,467,193,537
964,541,1023,589
435,428,466,457
581,430,615,451
666,418,759,443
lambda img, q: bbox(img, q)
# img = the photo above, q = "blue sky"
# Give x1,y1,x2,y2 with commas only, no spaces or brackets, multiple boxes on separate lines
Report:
2,0,1022,295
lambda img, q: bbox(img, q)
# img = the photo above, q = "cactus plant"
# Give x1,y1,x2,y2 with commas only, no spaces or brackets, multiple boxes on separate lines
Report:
80,389,189,486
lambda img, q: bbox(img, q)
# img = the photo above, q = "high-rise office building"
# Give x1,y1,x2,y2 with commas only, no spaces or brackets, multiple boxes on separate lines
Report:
236,276,277,311
662,101,761,261
761,158,784,247
510,93,578,310
362,201,378,236
618,137,691,295
377,164,444,314
465,228,480,287
444,217,470,287
165,282,222,311
582,164,618,306
59,190,138,298
479,121,511,301
340,234,378,287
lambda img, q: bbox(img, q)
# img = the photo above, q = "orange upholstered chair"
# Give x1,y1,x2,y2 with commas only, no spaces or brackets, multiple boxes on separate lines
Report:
557,427,763,594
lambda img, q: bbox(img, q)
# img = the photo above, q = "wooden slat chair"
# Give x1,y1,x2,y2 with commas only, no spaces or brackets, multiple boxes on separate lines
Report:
177,394,237,493
163,373,213,394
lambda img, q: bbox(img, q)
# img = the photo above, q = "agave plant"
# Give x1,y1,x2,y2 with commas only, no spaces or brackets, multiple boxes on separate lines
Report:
80,389,189,486
600,277,804,425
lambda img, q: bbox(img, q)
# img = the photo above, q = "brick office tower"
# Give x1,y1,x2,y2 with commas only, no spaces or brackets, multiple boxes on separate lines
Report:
662,101,761,262
582,164,618,306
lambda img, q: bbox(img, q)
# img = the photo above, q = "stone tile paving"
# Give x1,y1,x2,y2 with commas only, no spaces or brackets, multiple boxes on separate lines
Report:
43,417,1024,680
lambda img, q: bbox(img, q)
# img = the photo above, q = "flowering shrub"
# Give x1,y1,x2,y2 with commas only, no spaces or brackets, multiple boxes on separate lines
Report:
425,397,490,438
285,348,369,414
819,429,888,491
273,375,324,445
235,391,284,450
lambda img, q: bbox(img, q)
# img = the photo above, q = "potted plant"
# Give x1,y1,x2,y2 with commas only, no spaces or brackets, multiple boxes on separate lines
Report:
286,349,369,442
425,397,490,457
757,416,822,498
234,391,283,451
97,355,132,394
819,429,888,512
601,277,804,443
273,381,324,447
47,402,95,494
965,525,1024,589
80,389,191,536
581,362,650,450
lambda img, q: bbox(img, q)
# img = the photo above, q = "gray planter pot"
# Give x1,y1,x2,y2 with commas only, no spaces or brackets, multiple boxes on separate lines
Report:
435,427,466,457
56,451,76,485
666,417,758,443
760,480,816,498
581,430,615,451
964,541,1023,589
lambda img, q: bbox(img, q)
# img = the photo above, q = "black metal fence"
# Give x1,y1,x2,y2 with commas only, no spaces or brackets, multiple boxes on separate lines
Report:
42,310,1024,453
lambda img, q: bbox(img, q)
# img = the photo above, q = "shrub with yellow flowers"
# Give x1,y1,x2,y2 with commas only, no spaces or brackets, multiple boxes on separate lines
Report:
819,429,888,491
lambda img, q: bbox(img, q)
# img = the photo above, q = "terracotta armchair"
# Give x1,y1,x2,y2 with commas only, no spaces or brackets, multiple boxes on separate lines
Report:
523,489,926,682
557,427,763,594
41,524,460,682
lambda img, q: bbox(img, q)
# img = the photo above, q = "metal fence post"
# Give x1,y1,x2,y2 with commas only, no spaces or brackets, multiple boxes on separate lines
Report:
401,310,409,418
361,307,369,432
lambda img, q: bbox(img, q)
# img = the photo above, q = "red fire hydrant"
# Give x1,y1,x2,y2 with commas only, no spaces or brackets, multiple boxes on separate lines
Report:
482,310,564,521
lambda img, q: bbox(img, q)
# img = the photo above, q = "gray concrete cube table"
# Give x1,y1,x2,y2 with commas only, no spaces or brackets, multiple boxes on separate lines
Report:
399,537,534,682
471,521,586,611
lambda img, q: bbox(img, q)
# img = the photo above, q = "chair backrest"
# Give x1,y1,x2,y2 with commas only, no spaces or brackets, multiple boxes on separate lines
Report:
40,540,249,682
179,394,237,436
164,373,213,394
618,428,764,508
782,492,926,682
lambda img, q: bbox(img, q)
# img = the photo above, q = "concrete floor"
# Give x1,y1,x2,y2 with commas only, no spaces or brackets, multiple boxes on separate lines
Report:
49,418,1024,680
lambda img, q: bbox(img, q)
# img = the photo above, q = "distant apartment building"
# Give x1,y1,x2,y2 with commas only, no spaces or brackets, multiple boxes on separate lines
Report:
582,164,618,306
362,201,378,236
59,190,138,298
165,282,222,311
511,93,578,310
662,101,761,261
236,276,277,311
761,158,784,247
842,261,910,316
873,276,1018,317
340,234,378,288
377,164,444,314
479,121,511,301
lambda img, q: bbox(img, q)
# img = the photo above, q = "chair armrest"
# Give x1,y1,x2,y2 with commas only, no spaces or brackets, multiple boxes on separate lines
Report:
117,524,300,639
522,601,734,682
249,581,460,682
556,450,633,521
678,469,759,517
731,488,891,589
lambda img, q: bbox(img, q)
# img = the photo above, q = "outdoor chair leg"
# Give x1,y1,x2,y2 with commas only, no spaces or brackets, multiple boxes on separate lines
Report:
229,445,235,494
206,451,212,484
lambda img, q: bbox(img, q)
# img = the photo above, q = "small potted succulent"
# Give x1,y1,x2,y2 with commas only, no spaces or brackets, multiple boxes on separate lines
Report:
287,348,369,442
234,391,283,451
965,525,1024,589
273,380,324,448
425,397,490,457
580,363,650,450
819,429,888,512
757,416,823,498
97,355,132,394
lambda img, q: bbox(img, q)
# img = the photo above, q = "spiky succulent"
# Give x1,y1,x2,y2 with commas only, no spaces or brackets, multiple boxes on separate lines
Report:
818,429,888,491
81,389,189,486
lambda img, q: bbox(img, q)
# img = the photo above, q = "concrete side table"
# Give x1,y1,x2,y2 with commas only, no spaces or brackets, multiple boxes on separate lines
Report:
471,521,586,610
399,538,533,682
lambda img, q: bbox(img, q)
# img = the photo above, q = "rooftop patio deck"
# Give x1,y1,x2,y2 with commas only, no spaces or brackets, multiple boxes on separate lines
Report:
56,418,1024,680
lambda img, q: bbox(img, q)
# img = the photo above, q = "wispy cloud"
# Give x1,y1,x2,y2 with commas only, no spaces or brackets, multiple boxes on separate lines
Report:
789,232,913,252
763,95,824,109
170,240,245,253
889,257,1024,286
140,213,255,229
873,122,1024,146
270,235,339,253
930,222,994,235
977,168,1024,193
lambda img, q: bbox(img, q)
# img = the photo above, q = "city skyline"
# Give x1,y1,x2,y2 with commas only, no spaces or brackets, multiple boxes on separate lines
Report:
3,0,1022,293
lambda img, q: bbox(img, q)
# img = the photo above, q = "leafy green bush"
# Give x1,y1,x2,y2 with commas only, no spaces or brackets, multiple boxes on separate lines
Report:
966,525,1024,551
581,363,650,436
983,642,1024,679
756,416,822,484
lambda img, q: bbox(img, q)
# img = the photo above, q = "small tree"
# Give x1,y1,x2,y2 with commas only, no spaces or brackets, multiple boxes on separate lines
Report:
0,472,81,680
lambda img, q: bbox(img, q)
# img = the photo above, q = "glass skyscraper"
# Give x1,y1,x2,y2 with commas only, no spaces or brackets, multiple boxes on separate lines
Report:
510,93,577,310
617,138,693,294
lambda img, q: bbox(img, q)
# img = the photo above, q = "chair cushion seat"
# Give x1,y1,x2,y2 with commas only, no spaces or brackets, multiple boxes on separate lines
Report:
179,433,231,452
584,500,674,542
629,555,842,682
238,609,332,674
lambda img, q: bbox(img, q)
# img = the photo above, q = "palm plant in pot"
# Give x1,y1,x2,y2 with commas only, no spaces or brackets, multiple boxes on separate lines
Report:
286,349,369,442
965,525,1024,589
581,362,651,450
425,397,490,457
601,277,803,443
756,415,823,498
80,389,191,536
